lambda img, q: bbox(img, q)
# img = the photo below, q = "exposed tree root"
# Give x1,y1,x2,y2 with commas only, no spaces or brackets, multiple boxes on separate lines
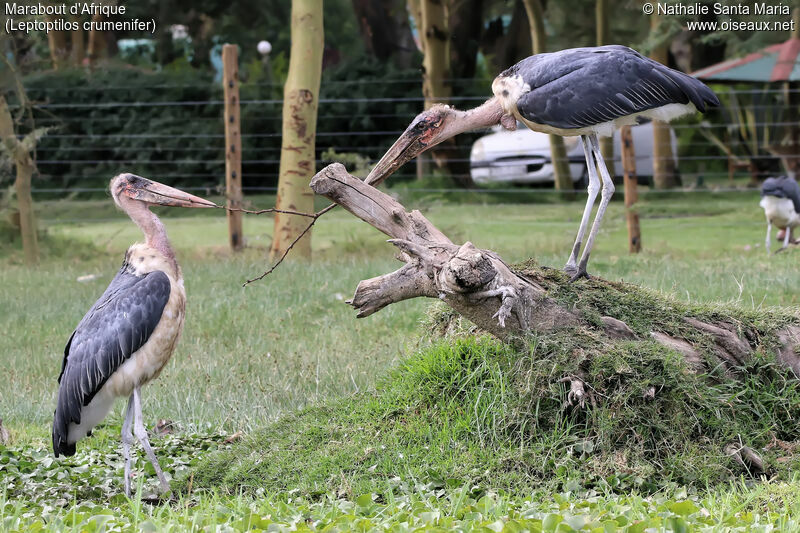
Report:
725,443,766,474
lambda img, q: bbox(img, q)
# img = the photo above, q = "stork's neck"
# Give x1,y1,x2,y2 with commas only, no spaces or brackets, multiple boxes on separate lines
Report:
453,97,505,134
120,197,178,271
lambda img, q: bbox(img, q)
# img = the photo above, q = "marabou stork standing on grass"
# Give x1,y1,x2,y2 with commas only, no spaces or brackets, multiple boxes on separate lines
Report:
760,175,800,253
367,45,719,279
52,174,215,497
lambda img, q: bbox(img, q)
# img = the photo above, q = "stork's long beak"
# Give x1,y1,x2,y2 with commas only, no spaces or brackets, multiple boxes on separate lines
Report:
142,181,217,208
365,129,429,186
365,108,452,186
116,173,217,208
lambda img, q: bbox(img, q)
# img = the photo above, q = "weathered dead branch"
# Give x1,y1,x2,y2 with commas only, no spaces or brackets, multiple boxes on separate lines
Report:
310,163,578,339
309,163,800,379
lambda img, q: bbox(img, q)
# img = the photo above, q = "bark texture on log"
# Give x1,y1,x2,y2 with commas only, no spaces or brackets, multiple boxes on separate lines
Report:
310,163,800,378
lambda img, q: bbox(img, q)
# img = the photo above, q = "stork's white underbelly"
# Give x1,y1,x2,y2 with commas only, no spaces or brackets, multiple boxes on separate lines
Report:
760,196,800,228
67,244,186,444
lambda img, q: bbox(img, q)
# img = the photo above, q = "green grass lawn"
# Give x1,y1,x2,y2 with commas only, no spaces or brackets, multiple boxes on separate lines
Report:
3,190,800,530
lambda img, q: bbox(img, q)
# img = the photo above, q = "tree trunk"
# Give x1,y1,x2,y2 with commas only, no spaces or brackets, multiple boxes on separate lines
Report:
442,0,484,188
420,0,450,110
522,0,573,197
269,0,324,261
311,163,800,384
351,0,415,68
480,0,531,75
0,96,38,265
153,0,177,67
70,18,85,67
87,14,106,67
417,0,472,186
448,0,482,81
650,15,679,189
596,0,615,179
14,155,37,265
45,16,69,70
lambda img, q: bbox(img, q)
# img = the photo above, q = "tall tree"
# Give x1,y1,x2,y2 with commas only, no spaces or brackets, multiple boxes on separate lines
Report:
70,17,85,66
269,0,324,261
650,14,679,189
351,0,415,68
596,0,615,178
448,0,483,80
419,0,450,111
0,93,39,265
410,0,474,187
44,15,69,69
480,0,532,75
44,14,87,68
444,0,486,187
87,14,107,67
522,0,574,196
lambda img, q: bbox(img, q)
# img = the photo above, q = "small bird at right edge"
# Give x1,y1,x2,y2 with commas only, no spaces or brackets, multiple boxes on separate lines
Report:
760,175,800,254
365,45,720,280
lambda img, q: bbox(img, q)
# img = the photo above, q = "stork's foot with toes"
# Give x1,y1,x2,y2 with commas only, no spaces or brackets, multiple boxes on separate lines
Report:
472,286,518,328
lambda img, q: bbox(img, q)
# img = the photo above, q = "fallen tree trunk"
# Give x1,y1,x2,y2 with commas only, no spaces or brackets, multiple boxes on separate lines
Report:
310,163,800,382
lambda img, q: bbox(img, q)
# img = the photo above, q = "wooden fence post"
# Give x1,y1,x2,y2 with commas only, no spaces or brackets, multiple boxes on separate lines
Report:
621,125,641,253
223,44,243,251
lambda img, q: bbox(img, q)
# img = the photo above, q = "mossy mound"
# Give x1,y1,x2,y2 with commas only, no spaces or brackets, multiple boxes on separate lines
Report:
188,267,800,497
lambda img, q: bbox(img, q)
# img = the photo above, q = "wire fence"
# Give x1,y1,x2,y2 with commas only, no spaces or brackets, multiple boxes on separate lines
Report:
8,80,797,199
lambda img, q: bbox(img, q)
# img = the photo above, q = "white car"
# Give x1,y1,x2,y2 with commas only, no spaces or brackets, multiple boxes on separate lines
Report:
470,121,678,186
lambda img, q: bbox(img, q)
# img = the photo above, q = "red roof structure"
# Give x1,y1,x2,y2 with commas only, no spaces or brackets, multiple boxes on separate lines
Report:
693,38,800,82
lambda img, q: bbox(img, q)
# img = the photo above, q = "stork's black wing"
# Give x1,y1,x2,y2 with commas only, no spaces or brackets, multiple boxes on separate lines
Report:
52,263,170,456
762,176,800,213
504,46,719,130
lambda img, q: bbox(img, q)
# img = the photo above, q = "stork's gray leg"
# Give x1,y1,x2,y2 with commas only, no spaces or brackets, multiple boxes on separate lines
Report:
765,221,771,254
777,225,791,254
573,134,615,280
121,394,135,497
132,386,170,493
565,135,601,275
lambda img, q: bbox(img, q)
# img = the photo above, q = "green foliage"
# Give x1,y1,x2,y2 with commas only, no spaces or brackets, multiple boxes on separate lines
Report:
696,85,786,180
1,427,226,504
189,307,800,496
4,197,800,528
321,148,371,178
7,448,800,533
21,55,423,195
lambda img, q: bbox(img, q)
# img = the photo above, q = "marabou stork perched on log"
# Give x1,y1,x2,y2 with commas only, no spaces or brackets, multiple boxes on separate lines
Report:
760,175,800,253
52,174,215,496
367,45,719,279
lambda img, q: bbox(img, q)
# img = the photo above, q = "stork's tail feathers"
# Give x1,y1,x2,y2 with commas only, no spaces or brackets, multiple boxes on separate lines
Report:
53,382,81,457
675,70,720,112
52,410,76,457
688,77,719,112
